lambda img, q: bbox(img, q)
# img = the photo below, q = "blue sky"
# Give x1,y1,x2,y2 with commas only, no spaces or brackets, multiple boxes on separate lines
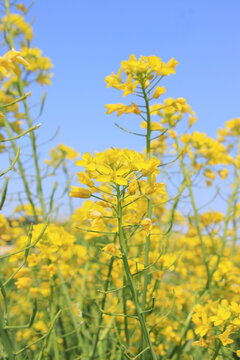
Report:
2,0,240,216
30,0,240,156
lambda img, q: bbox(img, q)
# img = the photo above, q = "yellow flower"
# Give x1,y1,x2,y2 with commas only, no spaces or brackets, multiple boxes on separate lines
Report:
88,209,103,219
0,49,28,78
224,118,240,136
149,104,163,115
141,121,163,131
122,74,138,97
34,320,48,333
105,103,127,115
143,55,178,76
135,156,160,176
204,169,216,181
16,3,27,14
188,115,197,127
192,337,207,348
1,14,33,41
102,243,121,259
168,129,177,139
192,311,211,337
105,70,124,90
180,131,233,165
121,54,148,74
127,102,141,115
36,72,52,86
127,179,138,195
163,57,179,75
44,143,79,168
232,318,240,326
20,46,53,72
153,86,166,99
69,186,92,199
141,218,152,234
105,102,140,117
77,171,95,187
230,302,240,315
58,143,79,159
15,276,31,289
219,329,234,346
218,169,229,180
210,303,231,326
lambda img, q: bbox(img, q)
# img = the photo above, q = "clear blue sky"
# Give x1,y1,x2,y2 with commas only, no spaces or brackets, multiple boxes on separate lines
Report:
30,0,240,156
2,0,240,216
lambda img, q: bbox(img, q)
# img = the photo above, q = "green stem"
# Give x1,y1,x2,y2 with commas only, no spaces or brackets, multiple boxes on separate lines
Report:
18,80,47,220
117,187,157,360
140,81,153,358
58,312,70,360
123,275,130,346
176,138,210,284
0,177,9,210
91,257,114,359
163,178,187,253
57,267,85,356
3,117,39,222
0,305,15,360
207,173,240,287
211,339,221,360
142,86,151,159
4,0,14,48
49,284,60,360
5,0,47,221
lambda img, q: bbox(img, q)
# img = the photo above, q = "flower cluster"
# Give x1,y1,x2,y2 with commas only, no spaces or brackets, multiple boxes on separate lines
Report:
1,6,239,357
1,13,33,41
105,54,178,95
0,48,29,78
192,299,240,356
44,143,79,170
70,148,161,198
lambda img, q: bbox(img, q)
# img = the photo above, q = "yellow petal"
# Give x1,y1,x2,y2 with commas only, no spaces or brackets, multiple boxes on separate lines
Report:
114,177,128,185
98,164,112,174
69,186,91,199
95,175,111,182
